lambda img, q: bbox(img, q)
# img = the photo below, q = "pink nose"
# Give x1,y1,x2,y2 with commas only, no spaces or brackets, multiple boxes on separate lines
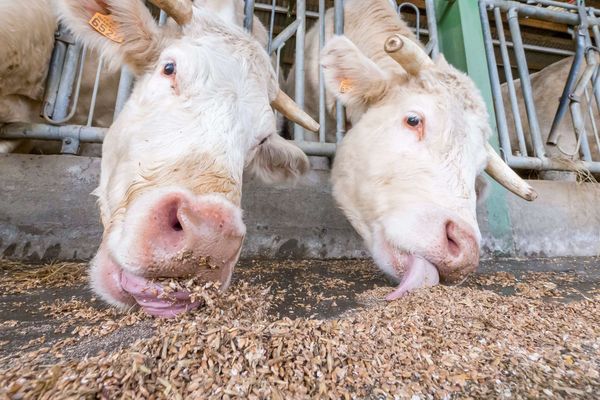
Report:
435,220,479,283
138,192,246,278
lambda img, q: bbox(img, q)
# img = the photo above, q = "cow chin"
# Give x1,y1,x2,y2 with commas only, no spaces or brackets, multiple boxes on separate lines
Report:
90,189,246,317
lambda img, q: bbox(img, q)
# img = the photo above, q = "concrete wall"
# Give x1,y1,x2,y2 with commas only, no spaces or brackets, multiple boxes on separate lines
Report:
1,154,599,262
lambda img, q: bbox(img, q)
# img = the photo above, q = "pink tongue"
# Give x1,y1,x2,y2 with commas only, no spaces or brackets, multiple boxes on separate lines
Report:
386,256,440,300
120,271,202,318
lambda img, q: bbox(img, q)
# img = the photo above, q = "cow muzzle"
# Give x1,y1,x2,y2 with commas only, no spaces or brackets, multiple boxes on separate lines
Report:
91,189,246,317
374,213,480,300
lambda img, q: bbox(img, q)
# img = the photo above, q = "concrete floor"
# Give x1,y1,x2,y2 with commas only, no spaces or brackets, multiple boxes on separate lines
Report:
1,257,599,363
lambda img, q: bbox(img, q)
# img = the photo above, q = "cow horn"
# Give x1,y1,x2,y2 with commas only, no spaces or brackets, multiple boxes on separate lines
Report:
271,90,320,133
485,143,537,201
384,34,433,76
147,0,193,25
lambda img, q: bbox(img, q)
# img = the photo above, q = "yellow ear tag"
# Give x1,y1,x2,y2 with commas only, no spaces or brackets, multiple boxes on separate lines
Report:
89,12,125,44
339,78,353,94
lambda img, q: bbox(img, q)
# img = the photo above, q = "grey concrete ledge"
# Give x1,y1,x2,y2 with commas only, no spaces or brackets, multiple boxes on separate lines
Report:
1,154,599,262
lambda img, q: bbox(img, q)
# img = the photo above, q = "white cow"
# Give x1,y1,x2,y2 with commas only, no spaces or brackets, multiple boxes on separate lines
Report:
56,0,319,317
302,0,535,299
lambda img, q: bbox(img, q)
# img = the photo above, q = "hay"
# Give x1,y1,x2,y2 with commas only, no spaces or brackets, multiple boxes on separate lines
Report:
0,259,87,294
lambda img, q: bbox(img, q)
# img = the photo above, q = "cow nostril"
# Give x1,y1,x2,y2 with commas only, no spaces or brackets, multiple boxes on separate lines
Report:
445,221,461,258
167,203,184,233
447,236,460,257
172,220,183,232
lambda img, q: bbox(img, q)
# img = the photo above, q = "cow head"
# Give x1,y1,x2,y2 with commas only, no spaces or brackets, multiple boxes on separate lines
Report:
321,35,536,300
57,0,318,316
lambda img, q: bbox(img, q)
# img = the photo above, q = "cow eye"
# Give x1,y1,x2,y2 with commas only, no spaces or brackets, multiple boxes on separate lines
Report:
163,62,176,76
404,112,425,140
405,114,421,127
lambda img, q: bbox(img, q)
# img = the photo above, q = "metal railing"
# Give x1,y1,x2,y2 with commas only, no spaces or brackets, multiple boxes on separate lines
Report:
0,1,438,158
253,0,439,156
479,0,600,173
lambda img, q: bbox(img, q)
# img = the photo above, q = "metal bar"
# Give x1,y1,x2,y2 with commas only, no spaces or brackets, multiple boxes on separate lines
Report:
587,17,600,120
334,0,346,143
318,0,327,143
525,0,600,16
253,3,320,19
86,57,103,127
425,0,440,58
569,61,597,161
49,42,83,123
547,29,586,144
270,19,301,54
484,0,583,25
244,0,255,32
506,7,547,158
479,1,514,160
506,153,600,172
586,84,600,153
113,67,134,120
267,0,276,53
494,7,528,157
255,0,600,23
492,40,575,56
0,123,105,142
48,46,88,126
525,0,579,11
293,0,307,141
0,123,342,157
398,3,420,40
158,9,168,25
276,46,281,80
42,37,67,120
296,141,336,156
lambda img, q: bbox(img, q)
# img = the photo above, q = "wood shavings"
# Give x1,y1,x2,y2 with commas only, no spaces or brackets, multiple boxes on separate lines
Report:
1,259,599,399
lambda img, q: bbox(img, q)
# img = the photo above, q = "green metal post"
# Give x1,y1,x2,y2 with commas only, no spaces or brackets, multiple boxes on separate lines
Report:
434,0,514,255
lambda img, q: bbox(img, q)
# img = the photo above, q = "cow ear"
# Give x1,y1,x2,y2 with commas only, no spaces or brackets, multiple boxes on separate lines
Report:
56,0,164,74
247,134,310,183
321,35,389,108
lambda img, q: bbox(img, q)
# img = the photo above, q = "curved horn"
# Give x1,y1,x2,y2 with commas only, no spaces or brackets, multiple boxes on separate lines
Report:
485,143,537,201
148,0,193,25
271,90,320,133
384,34,433,75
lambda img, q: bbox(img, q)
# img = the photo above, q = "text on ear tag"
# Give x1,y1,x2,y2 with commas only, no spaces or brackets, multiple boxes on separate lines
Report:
339,78,353,94
89,12,125,43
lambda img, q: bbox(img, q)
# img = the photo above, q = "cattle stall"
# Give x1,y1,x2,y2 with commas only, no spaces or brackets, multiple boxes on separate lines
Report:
479,0,600,176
